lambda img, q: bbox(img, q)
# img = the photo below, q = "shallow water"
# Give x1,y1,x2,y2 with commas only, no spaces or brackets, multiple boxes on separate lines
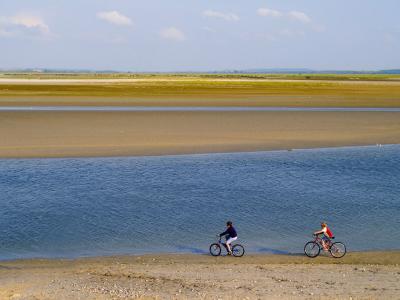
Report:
0,145,399,260
1,106,400,112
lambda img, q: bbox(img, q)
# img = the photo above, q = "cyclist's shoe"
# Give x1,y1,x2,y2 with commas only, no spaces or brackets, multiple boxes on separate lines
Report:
227,252,232,256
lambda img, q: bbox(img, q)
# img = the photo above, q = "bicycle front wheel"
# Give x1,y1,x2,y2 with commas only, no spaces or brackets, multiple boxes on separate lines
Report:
329,242,346,258
232,244,245,257
209,243,221,256
304,241,320,258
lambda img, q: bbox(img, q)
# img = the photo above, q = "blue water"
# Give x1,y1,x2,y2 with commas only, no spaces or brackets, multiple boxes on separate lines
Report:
0,145,399,260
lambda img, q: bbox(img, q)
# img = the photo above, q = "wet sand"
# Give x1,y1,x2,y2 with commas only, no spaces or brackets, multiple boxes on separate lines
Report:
0,111,399,158
0,252,399,299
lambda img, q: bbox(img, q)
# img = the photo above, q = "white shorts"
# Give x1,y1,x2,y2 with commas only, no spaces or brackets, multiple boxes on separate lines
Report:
226,236,238,245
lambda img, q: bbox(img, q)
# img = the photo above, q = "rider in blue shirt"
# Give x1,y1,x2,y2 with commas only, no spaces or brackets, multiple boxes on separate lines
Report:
219,221,238,255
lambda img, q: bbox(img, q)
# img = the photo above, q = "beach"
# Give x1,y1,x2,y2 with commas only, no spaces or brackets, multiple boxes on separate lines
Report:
1,110,399,158
1,76,400,300
1,252,399,299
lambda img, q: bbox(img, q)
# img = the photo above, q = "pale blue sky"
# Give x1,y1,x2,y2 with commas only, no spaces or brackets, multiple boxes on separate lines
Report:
1,0,399,71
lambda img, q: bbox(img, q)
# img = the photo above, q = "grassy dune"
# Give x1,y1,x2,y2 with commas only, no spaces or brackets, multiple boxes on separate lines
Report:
1,75,400,107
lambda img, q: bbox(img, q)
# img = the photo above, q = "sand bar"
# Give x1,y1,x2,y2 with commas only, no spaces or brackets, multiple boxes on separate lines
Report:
1,111,400,158
0,252,399,299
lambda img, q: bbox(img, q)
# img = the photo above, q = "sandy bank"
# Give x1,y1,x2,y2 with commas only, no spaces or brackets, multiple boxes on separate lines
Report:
1,111,399,158
0,252,399,299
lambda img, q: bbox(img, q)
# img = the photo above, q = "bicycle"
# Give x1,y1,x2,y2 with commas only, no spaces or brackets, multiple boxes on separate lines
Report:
209,236,245,257
304,234,346,258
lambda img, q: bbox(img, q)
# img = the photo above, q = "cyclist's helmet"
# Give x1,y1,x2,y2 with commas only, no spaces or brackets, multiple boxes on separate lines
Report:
226,221,233,226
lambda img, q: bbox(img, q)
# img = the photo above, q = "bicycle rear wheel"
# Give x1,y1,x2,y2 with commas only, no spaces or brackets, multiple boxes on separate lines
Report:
329,242,346,258
209,243,221,256
304,241,320,258
232,244,245,257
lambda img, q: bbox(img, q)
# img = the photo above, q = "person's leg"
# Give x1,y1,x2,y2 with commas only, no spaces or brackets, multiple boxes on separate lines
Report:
225,237,238,254
222,235,229,251
322,237,329,250
225,237,233,254
326,238,332,248
322,240,327,250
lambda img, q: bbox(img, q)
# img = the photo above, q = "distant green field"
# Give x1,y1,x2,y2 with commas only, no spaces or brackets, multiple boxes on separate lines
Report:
1,73,400,107
1,79,400,98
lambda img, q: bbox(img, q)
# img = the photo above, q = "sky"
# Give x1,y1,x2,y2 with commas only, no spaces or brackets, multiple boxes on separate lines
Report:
0,0,399,72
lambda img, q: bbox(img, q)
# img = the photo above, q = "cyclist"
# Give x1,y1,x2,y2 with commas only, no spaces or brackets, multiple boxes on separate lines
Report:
314,222,334,250
219,221,237,255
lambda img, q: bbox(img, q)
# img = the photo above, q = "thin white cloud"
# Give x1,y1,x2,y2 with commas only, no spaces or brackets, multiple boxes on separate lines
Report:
11,14,49,34
203,10,240,22
257,8,312,24
0,13,51,37
257,8,282,18
160,27,185,41
97,11,132,26
288,11,311,23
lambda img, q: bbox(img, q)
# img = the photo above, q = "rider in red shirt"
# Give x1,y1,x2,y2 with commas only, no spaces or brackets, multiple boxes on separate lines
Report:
314,222,334,250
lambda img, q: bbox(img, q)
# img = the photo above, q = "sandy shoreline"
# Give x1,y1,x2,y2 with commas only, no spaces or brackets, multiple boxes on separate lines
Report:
1,252,399,299
1,110,399,158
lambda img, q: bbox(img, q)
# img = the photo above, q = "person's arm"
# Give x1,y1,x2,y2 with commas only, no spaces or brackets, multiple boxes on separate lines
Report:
219,230,228,237
314,229,324,235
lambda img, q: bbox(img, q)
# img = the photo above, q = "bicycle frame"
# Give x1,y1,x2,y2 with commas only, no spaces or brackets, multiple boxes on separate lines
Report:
217,236,237,252
313,234,331,249
217,238,229,251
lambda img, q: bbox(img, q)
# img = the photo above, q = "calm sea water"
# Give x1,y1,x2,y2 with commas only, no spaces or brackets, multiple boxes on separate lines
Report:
0,145,399,260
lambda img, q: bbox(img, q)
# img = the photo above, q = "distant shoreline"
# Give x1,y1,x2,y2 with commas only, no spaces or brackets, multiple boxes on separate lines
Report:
1,78,400,84
0,143,398,160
